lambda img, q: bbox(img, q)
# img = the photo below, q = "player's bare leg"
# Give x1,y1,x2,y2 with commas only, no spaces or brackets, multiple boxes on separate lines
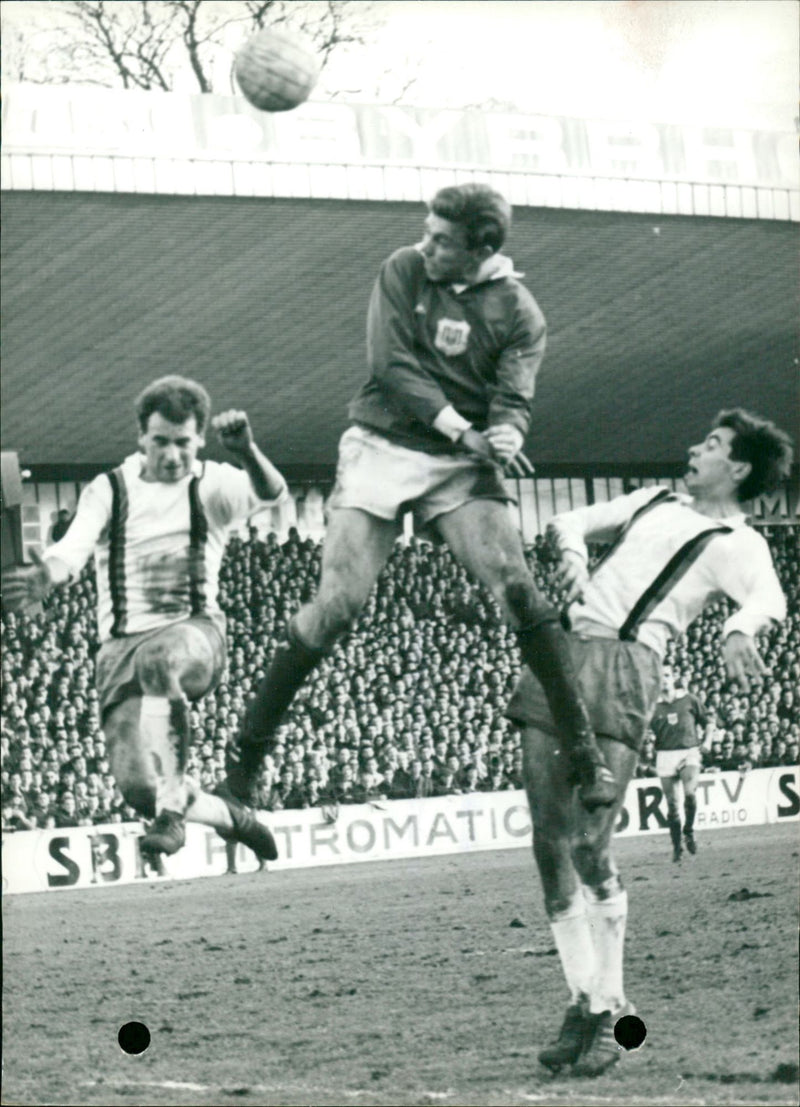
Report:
523,724,594,1071
678,762,701,854
104,623,277,860
523,724,638,1075
436,498,616,809
105,695,277,862
660,773,683,862
225,508,398,800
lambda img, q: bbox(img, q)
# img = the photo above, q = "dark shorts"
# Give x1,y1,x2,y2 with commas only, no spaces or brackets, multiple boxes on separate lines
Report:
326,425,512,529
96,615,227,722
506,633,662,753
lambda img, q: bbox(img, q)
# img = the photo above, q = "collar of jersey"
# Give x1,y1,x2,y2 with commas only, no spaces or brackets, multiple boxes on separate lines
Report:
674,491,747,528
413,245,522,291
124,452,204,481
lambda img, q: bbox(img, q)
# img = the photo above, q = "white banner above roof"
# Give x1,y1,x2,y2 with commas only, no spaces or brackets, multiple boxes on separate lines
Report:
2,84,797,218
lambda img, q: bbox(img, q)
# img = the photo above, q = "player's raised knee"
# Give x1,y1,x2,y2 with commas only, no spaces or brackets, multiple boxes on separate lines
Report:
134,638,181,697
315,591,362,645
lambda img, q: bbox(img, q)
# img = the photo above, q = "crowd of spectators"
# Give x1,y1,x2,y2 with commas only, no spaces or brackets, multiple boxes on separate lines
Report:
2,519,798,832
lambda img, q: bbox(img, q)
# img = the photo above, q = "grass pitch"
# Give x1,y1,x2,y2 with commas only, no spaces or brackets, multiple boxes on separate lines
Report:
3,823,798,1106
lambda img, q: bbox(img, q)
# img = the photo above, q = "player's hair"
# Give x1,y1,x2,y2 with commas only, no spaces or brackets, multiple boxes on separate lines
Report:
429,183,512,252
713,408,794,503
135,376,211,434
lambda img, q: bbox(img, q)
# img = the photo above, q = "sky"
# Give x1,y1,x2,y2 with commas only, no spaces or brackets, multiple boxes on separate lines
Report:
2,0,798,131
347,0,800,129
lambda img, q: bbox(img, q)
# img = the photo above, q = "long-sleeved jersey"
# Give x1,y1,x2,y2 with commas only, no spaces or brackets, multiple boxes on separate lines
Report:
347,245,546,454
551,486,785,659
44,452,284,642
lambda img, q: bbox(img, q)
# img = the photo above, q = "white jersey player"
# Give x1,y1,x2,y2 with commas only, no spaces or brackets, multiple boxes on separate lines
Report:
506,407,792,1078
2,376,288,862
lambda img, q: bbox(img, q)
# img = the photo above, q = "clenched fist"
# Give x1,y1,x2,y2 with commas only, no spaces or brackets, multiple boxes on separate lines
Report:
211,410,253,457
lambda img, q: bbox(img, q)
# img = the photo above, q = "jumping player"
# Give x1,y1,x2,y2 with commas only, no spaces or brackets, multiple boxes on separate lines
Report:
1,376,287,863
222,183,617,813
505,408,792,1077
650,666,709,861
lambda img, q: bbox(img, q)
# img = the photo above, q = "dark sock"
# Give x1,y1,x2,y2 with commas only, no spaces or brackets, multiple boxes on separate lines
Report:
244,624,325,747
517,618,597,760
667,807,682,851
683,794,697,834
226,623,326,796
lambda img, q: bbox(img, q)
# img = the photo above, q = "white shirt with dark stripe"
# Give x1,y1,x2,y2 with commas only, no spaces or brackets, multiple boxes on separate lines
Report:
45,453,276,641
551,486,786,659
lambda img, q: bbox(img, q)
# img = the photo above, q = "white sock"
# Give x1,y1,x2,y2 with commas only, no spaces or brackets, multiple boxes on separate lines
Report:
549,891,595,1005
140,695,187,815
584,886,628,1015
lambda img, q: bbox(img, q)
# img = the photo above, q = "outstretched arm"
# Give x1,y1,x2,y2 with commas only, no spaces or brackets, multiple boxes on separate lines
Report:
1,549,56,612
716,532,786,692
2,476,110,610
211,410,288,502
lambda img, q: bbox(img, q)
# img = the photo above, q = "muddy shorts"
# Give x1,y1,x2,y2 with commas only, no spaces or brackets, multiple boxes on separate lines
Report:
655,746,702,778
326,425,513,529
506,633,662,753
96,615,227,722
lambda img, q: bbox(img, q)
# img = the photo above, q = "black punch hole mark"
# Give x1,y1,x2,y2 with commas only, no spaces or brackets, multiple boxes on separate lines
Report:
614,1014,646,1051
118,1021,151,1055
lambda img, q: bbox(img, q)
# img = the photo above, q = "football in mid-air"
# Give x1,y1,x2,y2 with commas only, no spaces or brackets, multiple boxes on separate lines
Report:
234,28,321,113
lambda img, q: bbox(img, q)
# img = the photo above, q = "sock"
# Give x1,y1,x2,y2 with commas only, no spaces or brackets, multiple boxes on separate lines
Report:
684,794,697,834
242,624,325,748
140,695,187,815
517,617,597,762
584,885,628,1015
667,804,682,851
226,629,325,799
548,892,595,1005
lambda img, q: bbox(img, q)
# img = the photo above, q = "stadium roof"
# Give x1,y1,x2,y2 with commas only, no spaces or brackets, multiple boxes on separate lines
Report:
1,190,798,481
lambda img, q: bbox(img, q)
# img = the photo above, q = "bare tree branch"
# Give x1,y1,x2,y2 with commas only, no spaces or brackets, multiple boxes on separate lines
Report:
3,0,383,95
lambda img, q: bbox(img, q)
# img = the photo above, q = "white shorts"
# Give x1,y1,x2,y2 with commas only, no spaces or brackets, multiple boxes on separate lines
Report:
656,746,702,779
326,425,512,528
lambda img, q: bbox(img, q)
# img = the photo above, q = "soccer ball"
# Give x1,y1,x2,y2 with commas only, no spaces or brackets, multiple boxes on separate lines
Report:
234,28,321,113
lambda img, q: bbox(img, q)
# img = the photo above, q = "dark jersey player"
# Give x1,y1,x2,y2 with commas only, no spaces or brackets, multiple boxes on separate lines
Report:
221,182,617,814
650,666,708,861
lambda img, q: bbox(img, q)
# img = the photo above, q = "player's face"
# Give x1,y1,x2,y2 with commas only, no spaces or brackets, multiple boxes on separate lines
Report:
420,214,486,284
139,413,205,483
684,426,748,501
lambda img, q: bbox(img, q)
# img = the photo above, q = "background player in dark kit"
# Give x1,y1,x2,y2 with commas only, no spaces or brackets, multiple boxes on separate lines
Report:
650,665,709,861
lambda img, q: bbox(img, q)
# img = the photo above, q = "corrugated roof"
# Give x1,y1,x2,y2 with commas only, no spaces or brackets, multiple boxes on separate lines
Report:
2,191,797,478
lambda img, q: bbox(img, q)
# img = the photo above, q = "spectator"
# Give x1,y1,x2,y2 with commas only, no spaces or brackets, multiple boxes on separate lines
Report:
2,524,798,826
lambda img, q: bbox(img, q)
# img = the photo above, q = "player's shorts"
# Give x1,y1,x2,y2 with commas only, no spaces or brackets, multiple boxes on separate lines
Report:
506,631,662,753
325,425,513,529
656,746,702,778
95,615,227,722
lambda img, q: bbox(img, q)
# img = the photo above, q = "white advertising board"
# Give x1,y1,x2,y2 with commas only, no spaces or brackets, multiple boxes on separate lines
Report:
3,767,797,895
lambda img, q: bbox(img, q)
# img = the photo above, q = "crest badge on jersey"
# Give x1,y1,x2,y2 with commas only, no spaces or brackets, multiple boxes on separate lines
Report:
435,318,471,357
667,712,679,725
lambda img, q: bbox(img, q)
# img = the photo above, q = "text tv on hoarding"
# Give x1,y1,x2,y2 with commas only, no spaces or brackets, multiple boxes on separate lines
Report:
3,767,798,895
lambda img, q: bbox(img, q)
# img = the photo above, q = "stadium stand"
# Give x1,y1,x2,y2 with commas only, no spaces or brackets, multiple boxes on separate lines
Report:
2,523,798,831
